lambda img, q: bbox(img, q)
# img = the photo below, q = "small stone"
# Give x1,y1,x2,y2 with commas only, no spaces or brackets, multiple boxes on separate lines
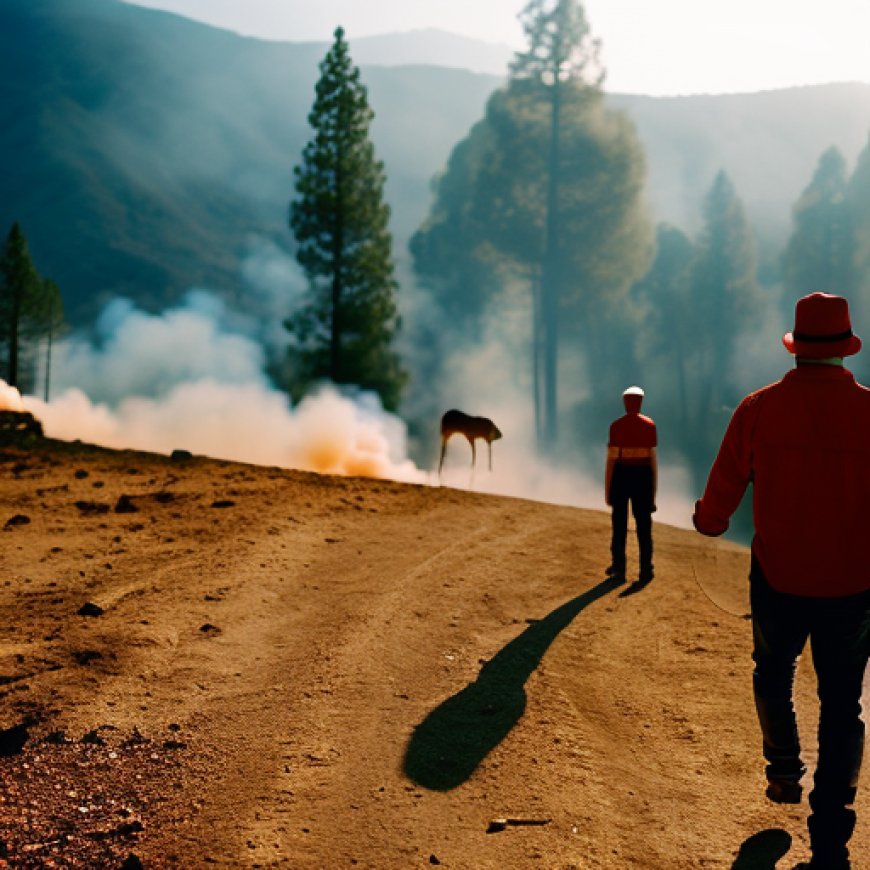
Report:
0,722,28,756
114,494,138,514
211,499,235,509
78,602,104,617
170,449,192,462
81,729,106,746
4,514,30,527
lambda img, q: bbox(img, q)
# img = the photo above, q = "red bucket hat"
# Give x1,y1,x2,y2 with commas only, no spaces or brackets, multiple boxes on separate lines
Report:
782,292,862,358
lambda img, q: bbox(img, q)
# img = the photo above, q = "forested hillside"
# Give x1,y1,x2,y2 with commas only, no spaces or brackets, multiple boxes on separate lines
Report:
0,0,499,322
612,85,870,274
4,0,870,323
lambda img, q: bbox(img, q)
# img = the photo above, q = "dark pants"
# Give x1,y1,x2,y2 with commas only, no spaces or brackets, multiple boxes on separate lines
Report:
609,463,653,577
750,557,870,861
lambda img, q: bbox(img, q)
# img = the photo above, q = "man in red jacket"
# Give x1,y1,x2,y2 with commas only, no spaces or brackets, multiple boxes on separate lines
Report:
606,385,657,586
694,292,870,870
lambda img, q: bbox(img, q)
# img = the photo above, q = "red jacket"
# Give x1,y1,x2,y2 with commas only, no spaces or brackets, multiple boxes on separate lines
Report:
609,412,657,465
694,364,870,597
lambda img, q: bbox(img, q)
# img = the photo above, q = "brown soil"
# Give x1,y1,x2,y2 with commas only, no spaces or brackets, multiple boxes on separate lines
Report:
0,439,867,868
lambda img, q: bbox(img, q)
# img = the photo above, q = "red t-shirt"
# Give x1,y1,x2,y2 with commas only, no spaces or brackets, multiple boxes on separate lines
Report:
609,412,657,465
694,365,870,597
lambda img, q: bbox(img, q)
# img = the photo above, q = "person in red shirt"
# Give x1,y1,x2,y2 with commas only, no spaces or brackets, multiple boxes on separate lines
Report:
694,292,870,870
605,385,657,586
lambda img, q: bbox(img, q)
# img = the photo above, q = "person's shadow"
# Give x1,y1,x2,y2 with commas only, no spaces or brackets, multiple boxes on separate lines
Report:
618,576,653,598
403,576,622,791
732,829,792,869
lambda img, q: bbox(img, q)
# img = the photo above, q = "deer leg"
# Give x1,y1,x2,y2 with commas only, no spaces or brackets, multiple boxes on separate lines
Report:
488,441,493,471
468,436,476,469
438,437,448,475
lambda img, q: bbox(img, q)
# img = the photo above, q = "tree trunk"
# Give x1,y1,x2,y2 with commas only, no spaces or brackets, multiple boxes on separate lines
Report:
44,324,53,402
541,72,562,449
8,299,20,389
532,273,543,447
331,163,344,383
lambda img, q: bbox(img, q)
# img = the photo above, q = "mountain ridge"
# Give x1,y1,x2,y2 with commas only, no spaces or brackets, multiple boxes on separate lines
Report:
3,0,870,325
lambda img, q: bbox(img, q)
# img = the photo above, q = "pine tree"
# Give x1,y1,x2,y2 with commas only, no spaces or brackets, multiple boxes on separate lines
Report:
692,171,758,419
411,1,650,450
510,0,603,88
0,222,41,389
782,147,852,300
633,224,697,432
287,27,406,411
846,133,870,342
511,0,605,447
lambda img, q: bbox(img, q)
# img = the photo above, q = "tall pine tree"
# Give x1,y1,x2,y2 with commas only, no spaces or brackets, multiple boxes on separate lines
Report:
288,27,405,411
692,171,758,423
632,224,697,433
511,0,604,447
782,147,852,300
412,0,650,449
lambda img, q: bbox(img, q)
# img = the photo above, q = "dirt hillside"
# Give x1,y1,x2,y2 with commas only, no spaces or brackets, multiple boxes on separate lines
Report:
0,439,867,869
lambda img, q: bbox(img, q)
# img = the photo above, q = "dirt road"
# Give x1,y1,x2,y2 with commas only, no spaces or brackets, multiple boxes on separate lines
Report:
1,441,867,868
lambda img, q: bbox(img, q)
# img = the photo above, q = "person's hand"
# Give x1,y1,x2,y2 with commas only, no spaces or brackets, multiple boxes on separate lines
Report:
692,499,728,536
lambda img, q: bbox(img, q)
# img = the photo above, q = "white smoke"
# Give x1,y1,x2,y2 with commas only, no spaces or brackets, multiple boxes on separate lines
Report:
51,294,268,404
237,234,307,357
23,379,423,482
6,271,695,522
433,295,696,528
15,291,425,482
0,380,25,412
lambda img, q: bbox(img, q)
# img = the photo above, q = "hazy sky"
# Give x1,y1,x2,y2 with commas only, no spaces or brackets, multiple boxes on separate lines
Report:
123,0,870,96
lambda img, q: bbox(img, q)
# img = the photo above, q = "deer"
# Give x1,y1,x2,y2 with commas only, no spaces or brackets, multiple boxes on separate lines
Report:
438,409,502,474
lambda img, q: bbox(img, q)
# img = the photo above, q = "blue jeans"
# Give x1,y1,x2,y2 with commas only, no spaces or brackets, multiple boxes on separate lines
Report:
750,556,870,859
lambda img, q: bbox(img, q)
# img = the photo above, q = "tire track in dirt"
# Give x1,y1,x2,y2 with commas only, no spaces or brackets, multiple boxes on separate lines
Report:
231,501,620,870
213,506,504,867
130,493,500,866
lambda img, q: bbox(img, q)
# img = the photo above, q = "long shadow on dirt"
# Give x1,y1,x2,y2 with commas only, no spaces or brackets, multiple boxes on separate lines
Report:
403,576,622,791
731,828,792,869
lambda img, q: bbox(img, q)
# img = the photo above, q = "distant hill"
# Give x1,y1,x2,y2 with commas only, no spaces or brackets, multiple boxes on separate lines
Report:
612,85,870,243
325,28,516,76
0,0,500,322
3,0,870,324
